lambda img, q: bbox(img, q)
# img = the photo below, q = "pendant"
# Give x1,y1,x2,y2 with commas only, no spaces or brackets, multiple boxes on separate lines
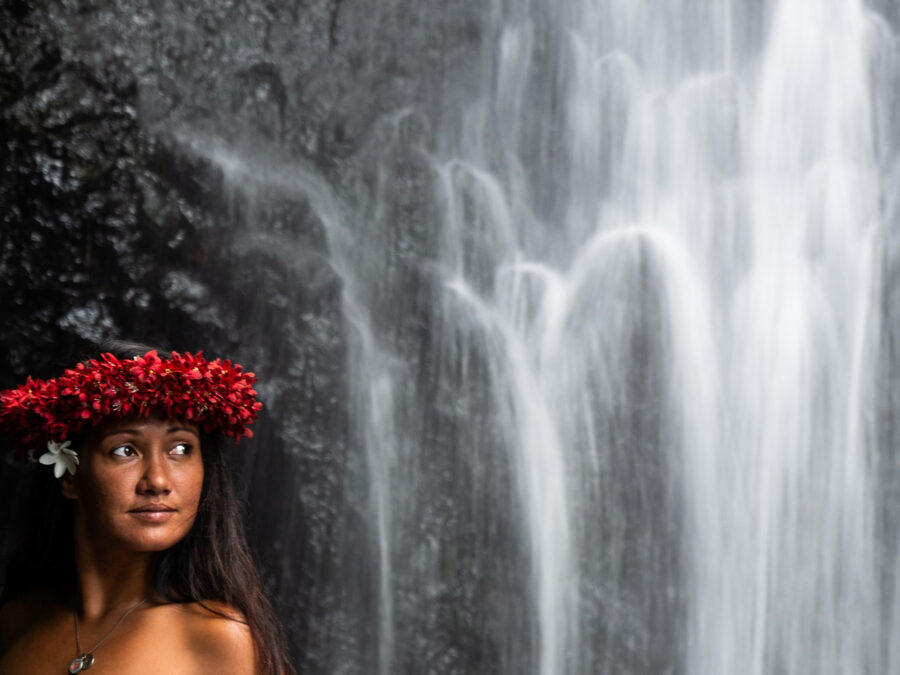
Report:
68,654,94,673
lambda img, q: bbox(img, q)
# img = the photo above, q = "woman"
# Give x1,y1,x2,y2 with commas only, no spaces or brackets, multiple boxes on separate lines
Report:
0,343,294,674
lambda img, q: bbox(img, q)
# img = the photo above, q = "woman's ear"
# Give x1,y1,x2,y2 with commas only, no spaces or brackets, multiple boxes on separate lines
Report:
60,474,78,500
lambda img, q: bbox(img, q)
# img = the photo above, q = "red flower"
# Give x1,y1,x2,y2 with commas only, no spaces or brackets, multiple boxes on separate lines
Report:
0,351,263,458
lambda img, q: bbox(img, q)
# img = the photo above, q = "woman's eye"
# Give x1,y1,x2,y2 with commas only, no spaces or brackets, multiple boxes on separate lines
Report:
170,443,192,456
111,445,136,458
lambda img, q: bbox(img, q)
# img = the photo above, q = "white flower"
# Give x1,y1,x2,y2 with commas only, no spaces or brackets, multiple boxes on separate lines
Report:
38,440,79,478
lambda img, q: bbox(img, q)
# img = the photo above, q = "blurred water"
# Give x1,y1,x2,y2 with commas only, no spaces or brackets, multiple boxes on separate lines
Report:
418,0,893,673
159,0,897,672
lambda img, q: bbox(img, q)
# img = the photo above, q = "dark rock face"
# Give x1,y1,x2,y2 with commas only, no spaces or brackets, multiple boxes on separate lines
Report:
0,2,356,671
0,1,490,672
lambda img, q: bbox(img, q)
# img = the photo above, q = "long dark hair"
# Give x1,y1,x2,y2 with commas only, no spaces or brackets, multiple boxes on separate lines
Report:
0,341,293,675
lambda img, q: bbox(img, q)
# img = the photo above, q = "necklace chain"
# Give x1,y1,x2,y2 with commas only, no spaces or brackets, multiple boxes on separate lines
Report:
74,597,148,657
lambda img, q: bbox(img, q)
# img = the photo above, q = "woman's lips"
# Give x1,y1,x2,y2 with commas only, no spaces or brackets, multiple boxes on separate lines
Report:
129,506,177,522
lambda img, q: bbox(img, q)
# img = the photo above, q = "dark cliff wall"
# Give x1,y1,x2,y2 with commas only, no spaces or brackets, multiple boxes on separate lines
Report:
0,0,495,670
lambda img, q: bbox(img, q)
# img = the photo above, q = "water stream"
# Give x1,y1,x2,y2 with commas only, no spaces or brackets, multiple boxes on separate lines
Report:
25,0,899,671
415,0,893,672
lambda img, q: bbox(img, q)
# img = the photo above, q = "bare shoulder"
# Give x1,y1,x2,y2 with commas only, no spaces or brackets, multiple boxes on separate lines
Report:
158,601,259,674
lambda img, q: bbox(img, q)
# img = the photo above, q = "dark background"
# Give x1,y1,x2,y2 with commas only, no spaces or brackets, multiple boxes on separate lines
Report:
0,0,448,669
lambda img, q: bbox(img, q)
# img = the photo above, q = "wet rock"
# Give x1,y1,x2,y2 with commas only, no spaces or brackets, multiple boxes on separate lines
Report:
0,0,487,672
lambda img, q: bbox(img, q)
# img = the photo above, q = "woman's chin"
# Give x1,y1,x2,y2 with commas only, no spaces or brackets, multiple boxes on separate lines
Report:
105,520,196,553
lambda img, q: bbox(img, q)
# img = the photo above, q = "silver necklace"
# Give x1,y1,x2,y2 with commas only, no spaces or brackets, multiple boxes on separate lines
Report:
68,597,148,674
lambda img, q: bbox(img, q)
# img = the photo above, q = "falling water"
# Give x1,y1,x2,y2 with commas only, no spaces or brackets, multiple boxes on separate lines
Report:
413,0,894,673
121,0,898,672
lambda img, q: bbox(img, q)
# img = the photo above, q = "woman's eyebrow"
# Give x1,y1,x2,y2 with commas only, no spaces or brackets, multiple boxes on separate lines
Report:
98,428,142,440
166,426,198,435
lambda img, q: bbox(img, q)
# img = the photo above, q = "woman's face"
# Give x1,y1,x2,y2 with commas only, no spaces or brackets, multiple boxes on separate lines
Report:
63,417,205,553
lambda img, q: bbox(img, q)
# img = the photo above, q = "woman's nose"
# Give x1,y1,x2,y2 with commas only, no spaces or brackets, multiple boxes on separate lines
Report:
138,452,171,494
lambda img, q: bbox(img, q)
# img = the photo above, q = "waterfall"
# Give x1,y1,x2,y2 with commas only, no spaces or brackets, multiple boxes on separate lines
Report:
418,0,893,672
185,1,895,671
16,0,897,671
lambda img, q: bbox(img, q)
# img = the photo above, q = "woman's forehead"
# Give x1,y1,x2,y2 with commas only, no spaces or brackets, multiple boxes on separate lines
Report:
86,417,201,440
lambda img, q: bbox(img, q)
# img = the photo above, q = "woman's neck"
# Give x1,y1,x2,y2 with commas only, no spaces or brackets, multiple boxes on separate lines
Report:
72,518,158,620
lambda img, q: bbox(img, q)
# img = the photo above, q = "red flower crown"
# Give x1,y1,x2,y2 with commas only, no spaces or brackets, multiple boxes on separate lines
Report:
0,350,262,457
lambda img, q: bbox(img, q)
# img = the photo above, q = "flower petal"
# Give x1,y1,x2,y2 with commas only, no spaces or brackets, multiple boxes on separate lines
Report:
62,455,77,475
